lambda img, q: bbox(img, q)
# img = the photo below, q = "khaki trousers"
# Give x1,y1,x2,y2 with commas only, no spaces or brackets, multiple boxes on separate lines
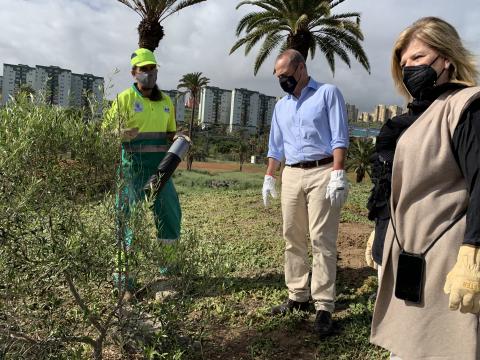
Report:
281,165,341,313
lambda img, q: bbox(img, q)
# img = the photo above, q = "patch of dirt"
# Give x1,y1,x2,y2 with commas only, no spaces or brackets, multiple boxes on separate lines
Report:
337,222,375,289
178,161,265,173
201,325,318,360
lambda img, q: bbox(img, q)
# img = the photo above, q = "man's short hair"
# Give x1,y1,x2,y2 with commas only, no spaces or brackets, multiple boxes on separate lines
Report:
276,49,306,68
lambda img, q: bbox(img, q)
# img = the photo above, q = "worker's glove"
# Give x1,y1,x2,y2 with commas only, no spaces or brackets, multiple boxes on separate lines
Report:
365,230,378,269
325,170,349,207
262,175,278,207
444,245,480,314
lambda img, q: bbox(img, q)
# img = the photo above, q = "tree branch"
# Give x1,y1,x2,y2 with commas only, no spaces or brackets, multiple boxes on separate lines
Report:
64,273,105,334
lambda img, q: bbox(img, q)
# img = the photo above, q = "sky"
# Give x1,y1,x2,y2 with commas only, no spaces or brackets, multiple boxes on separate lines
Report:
0,0,479,112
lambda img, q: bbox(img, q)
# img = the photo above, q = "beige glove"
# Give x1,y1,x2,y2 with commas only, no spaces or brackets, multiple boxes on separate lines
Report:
444,245,480,313
365,230,378,269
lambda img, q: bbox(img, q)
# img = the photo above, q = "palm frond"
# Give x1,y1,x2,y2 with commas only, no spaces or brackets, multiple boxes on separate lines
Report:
254,33,285,75
231,0,370,74
160,0,206,22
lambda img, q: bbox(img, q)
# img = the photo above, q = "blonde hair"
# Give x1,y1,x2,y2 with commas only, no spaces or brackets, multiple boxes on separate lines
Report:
391,17,479,100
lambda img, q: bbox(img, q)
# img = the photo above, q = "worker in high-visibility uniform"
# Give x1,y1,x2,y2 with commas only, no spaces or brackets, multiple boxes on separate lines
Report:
103,48,181,283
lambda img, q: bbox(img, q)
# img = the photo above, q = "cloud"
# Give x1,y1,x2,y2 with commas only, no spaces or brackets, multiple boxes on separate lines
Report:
1,0,479,112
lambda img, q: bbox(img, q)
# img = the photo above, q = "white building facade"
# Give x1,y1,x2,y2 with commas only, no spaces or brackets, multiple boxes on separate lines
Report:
258,94,276,134
163,89,186,124
1,64,36,105
229,88,261,134
1,63,103,109
198,86,232,129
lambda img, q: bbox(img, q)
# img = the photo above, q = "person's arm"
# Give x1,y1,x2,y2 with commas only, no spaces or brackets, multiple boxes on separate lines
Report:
452,99,480,246
266,107,284,176
444,98,480,314
102,94,138,140
332,148,346,170
266,158,280,177
165,95,177,144
326,85,349,168
324,86,349,207
102,97,119,132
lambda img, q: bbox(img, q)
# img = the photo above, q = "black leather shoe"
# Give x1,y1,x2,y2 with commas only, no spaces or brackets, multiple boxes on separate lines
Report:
270,299,310,316
314,310,333,337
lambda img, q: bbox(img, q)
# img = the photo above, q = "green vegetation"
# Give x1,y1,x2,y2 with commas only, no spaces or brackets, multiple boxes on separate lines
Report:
347,138,375,183
0,98,387,359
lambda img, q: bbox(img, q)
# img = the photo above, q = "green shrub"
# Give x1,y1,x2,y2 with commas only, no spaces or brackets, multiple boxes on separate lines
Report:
0,98,180,359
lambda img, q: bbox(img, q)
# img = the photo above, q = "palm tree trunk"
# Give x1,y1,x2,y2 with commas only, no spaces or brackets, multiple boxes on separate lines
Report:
356,168,365,183
287,31,312,61
138,19,165,51
188,94,195,140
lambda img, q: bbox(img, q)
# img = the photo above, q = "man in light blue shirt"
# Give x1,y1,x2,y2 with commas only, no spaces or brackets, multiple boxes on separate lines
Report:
262,49,349,337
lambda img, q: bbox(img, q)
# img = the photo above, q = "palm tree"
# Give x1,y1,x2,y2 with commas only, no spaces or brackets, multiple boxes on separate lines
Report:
346,137,375,183
230,0,370,75
117,0,206,51
177,72,210,139
177,72,209,170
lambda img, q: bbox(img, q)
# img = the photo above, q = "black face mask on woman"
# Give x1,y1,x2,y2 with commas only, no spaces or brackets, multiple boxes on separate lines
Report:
279,64,300,95
402,56,446,99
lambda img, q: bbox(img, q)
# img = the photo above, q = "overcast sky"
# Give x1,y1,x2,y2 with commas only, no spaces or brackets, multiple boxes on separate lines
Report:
1,0,479,112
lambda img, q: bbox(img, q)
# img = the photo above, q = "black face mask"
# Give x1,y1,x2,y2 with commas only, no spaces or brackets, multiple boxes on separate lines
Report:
402,56,445,99
279,64,300,95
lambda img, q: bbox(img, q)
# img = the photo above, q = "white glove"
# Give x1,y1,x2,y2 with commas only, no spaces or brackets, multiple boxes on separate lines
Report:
262,175,278,207
326,170,349,207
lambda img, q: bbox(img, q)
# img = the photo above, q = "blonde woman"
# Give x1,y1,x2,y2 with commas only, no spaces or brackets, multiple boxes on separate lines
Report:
369,17,480,359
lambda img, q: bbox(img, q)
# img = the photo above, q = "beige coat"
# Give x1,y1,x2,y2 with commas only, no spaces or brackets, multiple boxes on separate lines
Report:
370,87,480,360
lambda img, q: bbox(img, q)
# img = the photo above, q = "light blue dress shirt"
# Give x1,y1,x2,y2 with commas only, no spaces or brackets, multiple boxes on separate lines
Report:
267,78,349,165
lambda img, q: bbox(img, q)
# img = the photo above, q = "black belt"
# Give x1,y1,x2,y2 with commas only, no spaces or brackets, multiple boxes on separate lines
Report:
288,157,333,169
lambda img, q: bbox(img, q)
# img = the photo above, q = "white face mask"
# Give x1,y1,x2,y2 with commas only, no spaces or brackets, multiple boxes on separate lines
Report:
135,69,157,89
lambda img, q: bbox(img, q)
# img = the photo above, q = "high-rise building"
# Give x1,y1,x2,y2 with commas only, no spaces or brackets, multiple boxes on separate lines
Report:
230,88,262,134
1,63,103,109
360,111,371,123
34,65,72,107
388,105,403,118
198,86,232,129
346,103,359,123
373,104,388,123
258,94,277,134
163,89,186,124
0,76,3,101
70,73,104,113
1,64,36,105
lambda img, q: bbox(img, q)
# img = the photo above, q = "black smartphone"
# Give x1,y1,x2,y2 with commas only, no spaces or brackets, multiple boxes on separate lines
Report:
395,251,425,304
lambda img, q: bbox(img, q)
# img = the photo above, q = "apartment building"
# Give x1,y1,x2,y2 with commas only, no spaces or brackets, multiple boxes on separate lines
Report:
198,86,232,129
163,89,186,124
1,63,104,110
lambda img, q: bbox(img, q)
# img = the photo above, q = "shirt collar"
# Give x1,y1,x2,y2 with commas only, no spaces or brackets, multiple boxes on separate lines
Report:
132,84,143,97
306,77,319,90
287,77,319,100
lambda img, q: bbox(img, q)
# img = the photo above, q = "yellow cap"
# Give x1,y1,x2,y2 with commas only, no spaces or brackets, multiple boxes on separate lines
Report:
130,48,157,68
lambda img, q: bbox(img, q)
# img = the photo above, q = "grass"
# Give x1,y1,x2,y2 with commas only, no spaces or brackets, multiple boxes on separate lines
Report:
173,169,264,191
145,168,388,359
